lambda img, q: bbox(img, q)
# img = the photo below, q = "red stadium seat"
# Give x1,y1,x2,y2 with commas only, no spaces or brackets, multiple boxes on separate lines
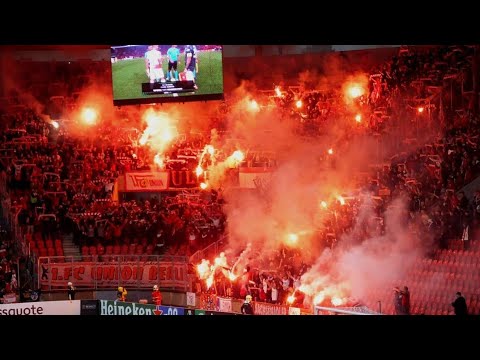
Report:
47,248,56,256
45,239,54,249
113,245,121,255
106,245,113,255
121,245,129,255
55,239,62,248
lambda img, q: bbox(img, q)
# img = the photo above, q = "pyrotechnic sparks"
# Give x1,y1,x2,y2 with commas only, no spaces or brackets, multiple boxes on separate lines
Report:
153,154,164,168
347,84,364,99
327,148,333,155
296,100,302,109
226,150,245,168
355,114,362,123
248,99,259,112
285,233,299,247
82,107,97,125
206,145,215,155
417,106,424,113
275,86,282,97
228,272,237,281
196,252,236,289
287,294,296,304
51,121,59,129
331,297,343,306
232,150,245,162
139,110,177,147
321,201,328,209
337,196,345,206
200,182,208,190
196,166,204,177
313,292,325,305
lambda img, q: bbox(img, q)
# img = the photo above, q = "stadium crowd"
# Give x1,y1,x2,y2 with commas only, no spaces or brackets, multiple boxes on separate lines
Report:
0,45,479,312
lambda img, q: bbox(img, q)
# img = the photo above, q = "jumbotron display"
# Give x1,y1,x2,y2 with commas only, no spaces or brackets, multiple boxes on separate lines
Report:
111,45,224,105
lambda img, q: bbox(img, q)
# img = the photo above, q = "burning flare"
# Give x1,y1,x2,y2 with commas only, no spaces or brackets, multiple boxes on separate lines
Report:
82,107,97,125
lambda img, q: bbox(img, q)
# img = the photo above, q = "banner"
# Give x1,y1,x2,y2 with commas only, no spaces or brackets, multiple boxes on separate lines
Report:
186,292,196,307
99,300,157,315
217,297,232,313
239,168,273,189
288,307,301,315
253,302,288,315
124,172,169,192
81,300,99,315
0,300,81,315
199,293,217,311
157,305,185,315
169,170,200,188
39,261,188,289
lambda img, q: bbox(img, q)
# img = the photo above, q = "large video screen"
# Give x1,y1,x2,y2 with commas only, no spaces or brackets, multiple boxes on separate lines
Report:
111,45,224,105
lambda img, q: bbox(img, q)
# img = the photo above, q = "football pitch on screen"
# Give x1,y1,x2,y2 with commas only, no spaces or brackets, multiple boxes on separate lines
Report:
112,51,223,100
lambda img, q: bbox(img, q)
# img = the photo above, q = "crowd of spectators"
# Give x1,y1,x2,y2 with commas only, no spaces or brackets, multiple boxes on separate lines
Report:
0,45,479,308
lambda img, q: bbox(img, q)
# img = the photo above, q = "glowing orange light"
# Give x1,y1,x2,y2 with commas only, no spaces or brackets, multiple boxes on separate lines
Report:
51,121,59,129
314,292,325,305
337,196,345,206
331,297,343,306
153,154,164,168
206,145,215,155
228,272,237,281
196,166,204,177
232,150,244,162
82,108,97,125
286,233,299,246
328,148,333,155
348,85,363,99
200,182,208,190
296,100,302,109
355,114,362,123
417,107,424,113
321,201,327,209
249,99,259,112
287,295,295,304
275,86,282,97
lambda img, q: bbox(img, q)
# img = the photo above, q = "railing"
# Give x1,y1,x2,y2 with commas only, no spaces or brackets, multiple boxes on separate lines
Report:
189,234,228,264
38,255,192,293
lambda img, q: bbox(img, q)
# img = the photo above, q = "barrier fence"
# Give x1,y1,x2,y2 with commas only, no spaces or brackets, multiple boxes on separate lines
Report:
1,291,383,315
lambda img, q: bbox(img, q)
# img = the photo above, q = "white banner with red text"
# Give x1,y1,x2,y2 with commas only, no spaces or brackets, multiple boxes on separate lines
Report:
124,172,169,192
238,167,273,189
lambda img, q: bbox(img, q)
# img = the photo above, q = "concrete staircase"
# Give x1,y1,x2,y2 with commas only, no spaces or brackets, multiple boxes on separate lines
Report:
62,233,81,258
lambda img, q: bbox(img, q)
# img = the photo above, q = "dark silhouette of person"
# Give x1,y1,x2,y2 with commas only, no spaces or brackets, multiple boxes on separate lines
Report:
393,287,403,315
401,286,411,315
452,292,468,315
67,281,76,301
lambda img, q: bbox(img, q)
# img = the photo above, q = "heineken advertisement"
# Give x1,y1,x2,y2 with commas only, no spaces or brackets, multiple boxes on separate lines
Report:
100,300,157,315
99,300,186,315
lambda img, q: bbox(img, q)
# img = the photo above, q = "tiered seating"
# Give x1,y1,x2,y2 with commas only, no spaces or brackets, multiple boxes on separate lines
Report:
362,240,480,315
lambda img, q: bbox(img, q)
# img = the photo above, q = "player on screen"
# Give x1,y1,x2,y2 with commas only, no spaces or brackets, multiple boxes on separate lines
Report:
144,45,165,84
166,45,180,82
183,45,198,89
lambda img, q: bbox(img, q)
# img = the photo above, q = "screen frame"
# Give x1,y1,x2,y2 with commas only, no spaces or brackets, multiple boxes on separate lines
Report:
111,45,225,106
